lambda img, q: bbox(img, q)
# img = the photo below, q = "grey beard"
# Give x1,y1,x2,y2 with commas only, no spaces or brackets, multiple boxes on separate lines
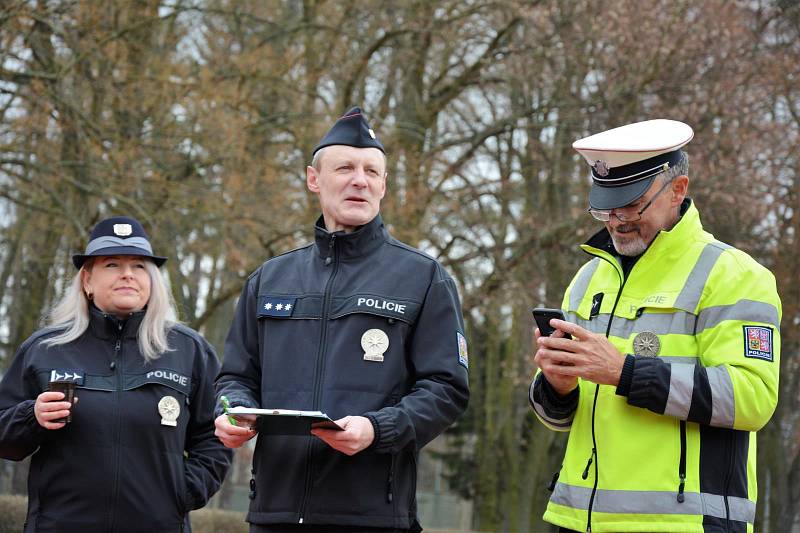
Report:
611,232,648,257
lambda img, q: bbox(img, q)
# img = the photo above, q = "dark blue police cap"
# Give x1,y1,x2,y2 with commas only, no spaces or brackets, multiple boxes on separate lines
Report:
72,216,167,269
312,106,385,156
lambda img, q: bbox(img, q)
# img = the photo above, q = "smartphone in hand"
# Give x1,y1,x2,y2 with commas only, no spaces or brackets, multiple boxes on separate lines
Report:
531,308,572,339
48,380,76,423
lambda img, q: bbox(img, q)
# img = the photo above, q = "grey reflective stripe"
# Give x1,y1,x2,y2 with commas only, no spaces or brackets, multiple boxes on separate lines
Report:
657,360,736,425
728,496,758,523
595,311,696,338
579,300,778,340
85,236,153,255
570,314,610,335
665,363,695,419
707,366,735,427
674,242,731,312
697,299,780,331
569,258,600,311
551,482,755,523
529,381,574,429
660,356,699,364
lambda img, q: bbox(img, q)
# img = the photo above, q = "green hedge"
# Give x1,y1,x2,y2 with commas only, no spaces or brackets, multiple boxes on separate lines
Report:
0,494,248,533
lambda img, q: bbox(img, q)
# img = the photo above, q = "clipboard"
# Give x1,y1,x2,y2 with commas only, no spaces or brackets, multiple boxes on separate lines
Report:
227,406,344,435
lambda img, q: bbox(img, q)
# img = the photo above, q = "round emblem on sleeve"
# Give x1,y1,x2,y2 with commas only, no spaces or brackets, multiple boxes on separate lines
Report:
633,331,660,357
158,395,180,426
361,328,389,362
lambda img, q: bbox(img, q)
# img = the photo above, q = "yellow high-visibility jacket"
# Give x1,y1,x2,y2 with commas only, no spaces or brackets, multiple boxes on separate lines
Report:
529,200,781,533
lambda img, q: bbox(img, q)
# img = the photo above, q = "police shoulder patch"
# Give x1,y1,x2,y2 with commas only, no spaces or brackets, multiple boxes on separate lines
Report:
457,332,469,369
743,325,773,361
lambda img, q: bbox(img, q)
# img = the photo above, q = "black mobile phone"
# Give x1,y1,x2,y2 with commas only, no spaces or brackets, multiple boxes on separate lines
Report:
48,380,76,423
532,307,572,339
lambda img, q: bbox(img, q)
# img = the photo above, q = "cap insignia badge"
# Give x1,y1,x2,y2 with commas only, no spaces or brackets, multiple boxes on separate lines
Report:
593,160,609,177
361,328,389,362
633,331,660,357
158,395,180,426
113,224,133,237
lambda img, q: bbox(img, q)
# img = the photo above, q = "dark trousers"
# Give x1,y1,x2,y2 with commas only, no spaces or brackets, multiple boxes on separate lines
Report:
250,525,411,533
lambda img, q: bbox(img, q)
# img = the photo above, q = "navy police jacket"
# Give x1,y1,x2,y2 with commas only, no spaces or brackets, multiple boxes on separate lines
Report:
0,307,232,533
216,214,470,529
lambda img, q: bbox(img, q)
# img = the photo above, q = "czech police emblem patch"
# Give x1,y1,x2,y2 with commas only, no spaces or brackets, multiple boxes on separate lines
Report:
743,326,773,361
457,332,469,369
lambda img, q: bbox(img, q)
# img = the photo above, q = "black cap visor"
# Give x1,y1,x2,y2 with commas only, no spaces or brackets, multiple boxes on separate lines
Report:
72,246,167,269
588,175,656,211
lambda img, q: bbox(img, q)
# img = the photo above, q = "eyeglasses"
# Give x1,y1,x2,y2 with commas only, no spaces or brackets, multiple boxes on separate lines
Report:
588,177,674,222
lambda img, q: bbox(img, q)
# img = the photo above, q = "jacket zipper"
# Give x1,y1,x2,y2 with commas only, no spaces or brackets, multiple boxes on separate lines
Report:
677,420,686,503
387,454,396,504
108,321,124,533
585,254,627,532
299,234,339,523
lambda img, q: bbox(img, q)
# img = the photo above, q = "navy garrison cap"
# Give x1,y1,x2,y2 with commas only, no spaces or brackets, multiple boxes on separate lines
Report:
573,119,694,210
72,216,167,269
312,106,385,156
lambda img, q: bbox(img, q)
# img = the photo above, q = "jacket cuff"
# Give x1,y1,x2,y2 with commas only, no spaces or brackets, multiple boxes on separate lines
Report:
364,414,380,451
542,376,578,408
615,354,636,397
531,374,579,418
364,410,395,453
25,400,48,434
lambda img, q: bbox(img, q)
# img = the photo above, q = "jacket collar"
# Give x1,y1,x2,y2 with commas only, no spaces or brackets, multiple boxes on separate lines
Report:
582,198,699,264
88,303,145,340
313,214,388,261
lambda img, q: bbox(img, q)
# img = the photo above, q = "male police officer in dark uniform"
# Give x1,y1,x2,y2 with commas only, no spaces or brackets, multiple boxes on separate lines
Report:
215,107,470,533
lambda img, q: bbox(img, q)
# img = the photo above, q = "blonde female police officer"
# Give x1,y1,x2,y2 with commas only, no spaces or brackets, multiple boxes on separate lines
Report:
529,120,781,533
0,217,231,533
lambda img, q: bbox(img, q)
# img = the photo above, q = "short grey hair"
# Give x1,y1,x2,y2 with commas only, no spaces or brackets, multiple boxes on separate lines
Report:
310,145,388,172
311,147,327,171
661,150,689,183
43,259,178,362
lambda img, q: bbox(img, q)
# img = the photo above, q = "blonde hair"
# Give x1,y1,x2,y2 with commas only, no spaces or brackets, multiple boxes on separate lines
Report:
44,259,178,361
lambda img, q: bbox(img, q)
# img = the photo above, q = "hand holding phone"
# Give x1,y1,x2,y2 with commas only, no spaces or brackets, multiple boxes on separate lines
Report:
47,380,77,423
532,307,572,339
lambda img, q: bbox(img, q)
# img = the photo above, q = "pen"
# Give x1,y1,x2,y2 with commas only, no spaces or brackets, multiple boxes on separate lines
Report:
220,395,237,426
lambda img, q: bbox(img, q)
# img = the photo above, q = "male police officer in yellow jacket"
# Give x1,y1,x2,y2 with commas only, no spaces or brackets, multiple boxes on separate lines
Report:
529,119,781,533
